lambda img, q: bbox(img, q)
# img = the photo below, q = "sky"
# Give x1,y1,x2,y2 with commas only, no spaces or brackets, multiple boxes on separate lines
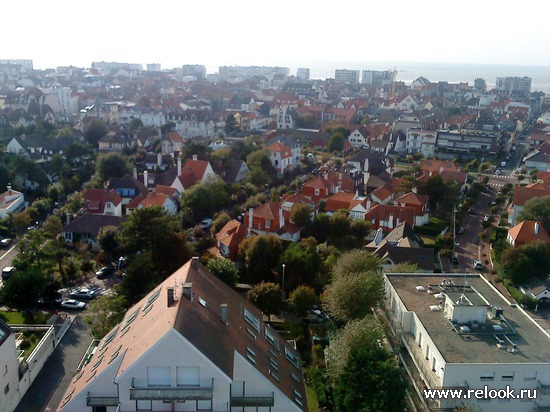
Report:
3,0,550,74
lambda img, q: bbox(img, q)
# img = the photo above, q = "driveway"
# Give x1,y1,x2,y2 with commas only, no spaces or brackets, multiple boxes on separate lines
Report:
15,316,94,412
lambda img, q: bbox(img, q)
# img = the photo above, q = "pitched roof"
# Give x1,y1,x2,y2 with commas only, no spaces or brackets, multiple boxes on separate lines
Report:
267,141,292,158
513,184,550,206
252,202,280,220
419,159,458,173
508,220,550,246
83,189,122,214
108,174,149,197
181,158,210,181
395,191,429,206
365,204,416,225
302,176,330,191
215,219,247,249
62,214,122,234
58,259,308,411
139,192,174,208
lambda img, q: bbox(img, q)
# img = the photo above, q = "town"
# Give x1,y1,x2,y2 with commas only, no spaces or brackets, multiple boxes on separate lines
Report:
0,59,549,412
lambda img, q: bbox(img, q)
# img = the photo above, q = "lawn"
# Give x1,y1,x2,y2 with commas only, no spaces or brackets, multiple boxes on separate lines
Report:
0,311,50,325
306,384,319,412
419,235,436,246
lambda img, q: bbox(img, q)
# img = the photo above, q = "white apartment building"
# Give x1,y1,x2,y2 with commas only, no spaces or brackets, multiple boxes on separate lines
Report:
406,129,437,157
58,258,308,412
385,273,550,412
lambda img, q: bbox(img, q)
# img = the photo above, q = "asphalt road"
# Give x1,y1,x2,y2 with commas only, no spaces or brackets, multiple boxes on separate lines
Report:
15,316,94,412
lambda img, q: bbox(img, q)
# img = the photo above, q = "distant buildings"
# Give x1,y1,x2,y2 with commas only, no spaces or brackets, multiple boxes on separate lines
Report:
496,76,532,97
334,69,360,84
296,68,310,81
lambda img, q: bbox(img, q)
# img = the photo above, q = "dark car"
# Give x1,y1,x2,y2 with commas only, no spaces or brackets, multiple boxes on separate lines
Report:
456,227,465,235
467,208,475,215
95,266,115,279
452,256,459,266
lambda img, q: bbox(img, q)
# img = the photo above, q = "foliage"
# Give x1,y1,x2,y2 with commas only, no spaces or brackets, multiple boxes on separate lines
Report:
206,257,239,287
84,295,127,338
83,118,108,147
180,178,228,223
42,215,63,236
418,174,461,216
119,252,158,305
287,285,318,317
238,235,283,283
290,203,312,227
517,195,550,233
0,268,47,311
246,282,283,321
328,133,345,152
321,250,384,322
499,240,550,284
98,225,121,263
95,152,132,182
225,114,241,135
279,242,321,291
385,262,423,273
211,212,232,235
329,210,351,239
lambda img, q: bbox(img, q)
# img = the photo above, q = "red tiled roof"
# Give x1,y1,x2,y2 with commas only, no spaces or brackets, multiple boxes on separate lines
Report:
395,192,429,205
513,185,550,206
302,176,330,191
371,184,393,202
140,192,171,208
508,220,550,247
267,141,292,158
83,188,122,214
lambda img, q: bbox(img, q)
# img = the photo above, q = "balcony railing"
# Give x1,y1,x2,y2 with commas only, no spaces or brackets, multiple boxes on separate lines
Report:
539,380,550,395
230,393,274,407
86,392,120,407
129,377,213,401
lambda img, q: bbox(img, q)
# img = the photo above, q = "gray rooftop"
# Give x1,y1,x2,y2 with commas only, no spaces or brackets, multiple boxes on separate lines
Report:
386,273,550,364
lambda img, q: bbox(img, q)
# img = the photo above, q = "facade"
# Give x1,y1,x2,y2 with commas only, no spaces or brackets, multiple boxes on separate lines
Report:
296,68,310,81
0,186,25,219
334,69,360,84
405,130,437,156
496,76,532,97
83,189,123,217
61,215,123,249
215,219,247,260
385,273,550,412
58,258,308,412
0,321,19,412
361,70,393,88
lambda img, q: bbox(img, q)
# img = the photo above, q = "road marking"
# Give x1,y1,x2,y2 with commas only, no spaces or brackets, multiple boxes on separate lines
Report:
0,244,18,261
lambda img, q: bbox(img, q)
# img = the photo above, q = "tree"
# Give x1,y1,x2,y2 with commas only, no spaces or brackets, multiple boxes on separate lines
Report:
84,118,108,147
95,152,132,182
279,242,321,291
42,215,63,236
206,257,239,287
129,118,144,134
11,210,32,234
180,178,228,222
211,212,232,235
84,295,127,338
290,203,312,227
0,268,46,312
98,225,121,263
321,250,384,322
238,235,283,283
329,210,351,239
500,240,550,284
419,174,460,216
287,285,318,317
517,195,550,233
225,114,241,135
328,132,345,152
246,282,283,322
119,252,159,304
50,153,70,178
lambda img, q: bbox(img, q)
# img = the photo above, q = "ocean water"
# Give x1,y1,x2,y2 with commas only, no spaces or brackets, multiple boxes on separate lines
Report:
301,60,550,93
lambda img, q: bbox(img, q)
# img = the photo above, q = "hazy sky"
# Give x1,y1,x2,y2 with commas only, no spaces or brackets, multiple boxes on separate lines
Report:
4,0,549,73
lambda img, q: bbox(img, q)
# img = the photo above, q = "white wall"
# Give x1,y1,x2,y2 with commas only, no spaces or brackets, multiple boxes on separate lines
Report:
0,332,20,412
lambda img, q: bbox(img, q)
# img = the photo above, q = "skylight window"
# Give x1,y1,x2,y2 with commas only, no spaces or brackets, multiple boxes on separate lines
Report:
285,347,300,369
265,327,279,350
121,308,140,333
244,308,260,333
100,326,119,350
143,287,161,313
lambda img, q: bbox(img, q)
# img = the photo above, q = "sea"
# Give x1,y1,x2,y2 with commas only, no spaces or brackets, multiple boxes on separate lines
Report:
297,60,550,93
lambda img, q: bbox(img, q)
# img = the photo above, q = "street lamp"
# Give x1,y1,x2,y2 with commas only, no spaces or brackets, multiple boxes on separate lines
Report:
281,264,286,298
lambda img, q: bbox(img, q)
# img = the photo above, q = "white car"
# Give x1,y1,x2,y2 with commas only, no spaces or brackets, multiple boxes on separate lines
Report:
473,261,483,271
60,299,86,310
69,288,96,300
200,218,213,229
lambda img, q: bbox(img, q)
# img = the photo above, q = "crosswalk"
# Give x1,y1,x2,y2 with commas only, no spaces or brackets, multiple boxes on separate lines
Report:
488,182,504,187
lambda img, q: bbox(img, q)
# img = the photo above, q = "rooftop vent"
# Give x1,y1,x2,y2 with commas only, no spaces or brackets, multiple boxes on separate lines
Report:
416,286,426,292
434,293,445,301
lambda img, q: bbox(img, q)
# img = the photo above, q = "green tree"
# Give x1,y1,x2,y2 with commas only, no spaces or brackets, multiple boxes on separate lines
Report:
246,149,275,176
419,174,460,216
211,212,232,235
290,203,312,227
95,152,132,182
42,215,63,236
328,132,345,152
329,210,351,239
225,114,241,135
517,195,550,233
119,252,158,304
279,242,321,291
180,178,228,222
84,295,127,338
206,257,239,287
84,118,108,147
246,282,283,322
287,285,318,317
50,153,70,178
500,240,550,284
65,142,94,167
0,268,46,311
98,225,121,263
238,235,283,283
321,250,384,322
129,118,144,134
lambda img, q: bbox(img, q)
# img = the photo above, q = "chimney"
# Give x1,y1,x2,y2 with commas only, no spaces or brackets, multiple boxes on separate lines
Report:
366,200,372,211
157,152,162,167
133,167,137,180
167,288,175,306
220,303,228,323
66,213,71,225
182,283,192,300
7,183,11,194
248,208,254,229
279,207,284,229
535,222,539,235
412,186,418,194
191,256,199,269
439,166,444,173
144,170,148,187
192,154,198,161
177,157,182,175
429,170,433,177
389,213,394,227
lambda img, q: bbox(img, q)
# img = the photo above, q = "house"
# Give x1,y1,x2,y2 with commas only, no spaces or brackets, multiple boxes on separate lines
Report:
108,173,150,207
276,106,299,129
266,141,294,175
144,152,171,172
61,214,122,249
280,193,318,223
0,185,25,219
519,278,550,305
394,191,430,226
83,188,123,217
346,149,392,181
7,134,76,162
524,150,550,171
211,159,251,184
301,176,331,201
215,219,247,260
57,258,308,412
137,192,179,215
171,157,216,193
506,220,550,249
347,126,370,148
245,202,301,242
508,183,550,226
325,192,371,220
98,131,129,152
385,272,550,412
370,183,395,205
364,204,416,232
160,131,186,155
324,165,363,194
405,129,437,156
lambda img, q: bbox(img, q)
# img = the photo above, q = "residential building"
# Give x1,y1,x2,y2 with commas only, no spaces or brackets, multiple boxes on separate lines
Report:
245,202,300,242
171,157,216,193
361,70,393,88
108,173,150,207
61,214,122,249
0,185,25,219
296,68,310,81
405,129,437,156
384,273,550,412
211,159,251,184
394,191,430,226
508,183,550,226
325,192,371,220
215,219,247,260
334,69,360,83
506,220,550,249
83,189,123,217
301,176,331,201
266,141,294,175
137,192,178,215
496,76,532,97
58,258,308,412
160,131,186,156
0,320,20,412
365,204,416,232
524,150,550,171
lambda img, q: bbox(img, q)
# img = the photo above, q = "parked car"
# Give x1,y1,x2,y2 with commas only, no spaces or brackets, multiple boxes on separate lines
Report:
69,288,96,300
495,169,502,175
1,266,15,280
473,260,483,271
200,218,213,229
0,238,12,248
95,266,115,279
60,299,86,310
453,256,459,266
467,208,476,215
456,227,465,235
483,215,490,222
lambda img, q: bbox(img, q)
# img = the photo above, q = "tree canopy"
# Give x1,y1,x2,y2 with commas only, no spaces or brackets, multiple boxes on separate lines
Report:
206,257,239,287
246,282,283,322
84,118,108,147
238,235,283,284
95,152,132,182
517,195,550,233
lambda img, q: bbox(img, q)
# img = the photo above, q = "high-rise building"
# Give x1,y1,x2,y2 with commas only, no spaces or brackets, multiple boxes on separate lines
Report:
334,69,360,83
495,76,531,97
182,64,206,80
296,68,310,81
362,70,393,87
474,78,487,93
146,63,161,72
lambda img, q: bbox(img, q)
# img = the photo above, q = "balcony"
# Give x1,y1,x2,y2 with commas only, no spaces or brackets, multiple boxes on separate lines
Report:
230,393,274,407
539,380,550,395
86,392,120,407
129,377,213,401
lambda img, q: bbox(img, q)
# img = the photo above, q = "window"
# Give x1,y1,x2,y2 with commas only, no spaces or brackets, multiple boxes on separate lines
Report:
197,399,212,410
147,366,170,386
92,407,107,412
136,400,152,410
4,383,9,394
244,308,260,332
501,372,514,381
285,347,300,369
177,366,200,386
524,372,537,381
480,372,495,381
3,364,6,376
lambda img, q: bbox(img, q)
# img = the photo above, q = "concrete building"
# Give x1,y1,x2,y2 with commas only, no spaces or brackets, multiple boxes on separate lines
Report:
58,258,308,412
384,273,550,412
296,68,310,81
496,76,532,97
334,69,360,84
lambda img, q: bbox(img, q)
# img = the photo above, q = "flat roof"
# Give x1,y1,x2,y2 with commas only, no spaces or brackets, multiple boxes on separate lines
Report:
386,273,550,364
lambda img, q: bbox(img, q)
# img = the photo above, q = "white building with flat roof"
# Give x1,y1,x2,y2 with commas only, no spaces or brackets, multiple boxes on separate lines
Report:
384,273,550,412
